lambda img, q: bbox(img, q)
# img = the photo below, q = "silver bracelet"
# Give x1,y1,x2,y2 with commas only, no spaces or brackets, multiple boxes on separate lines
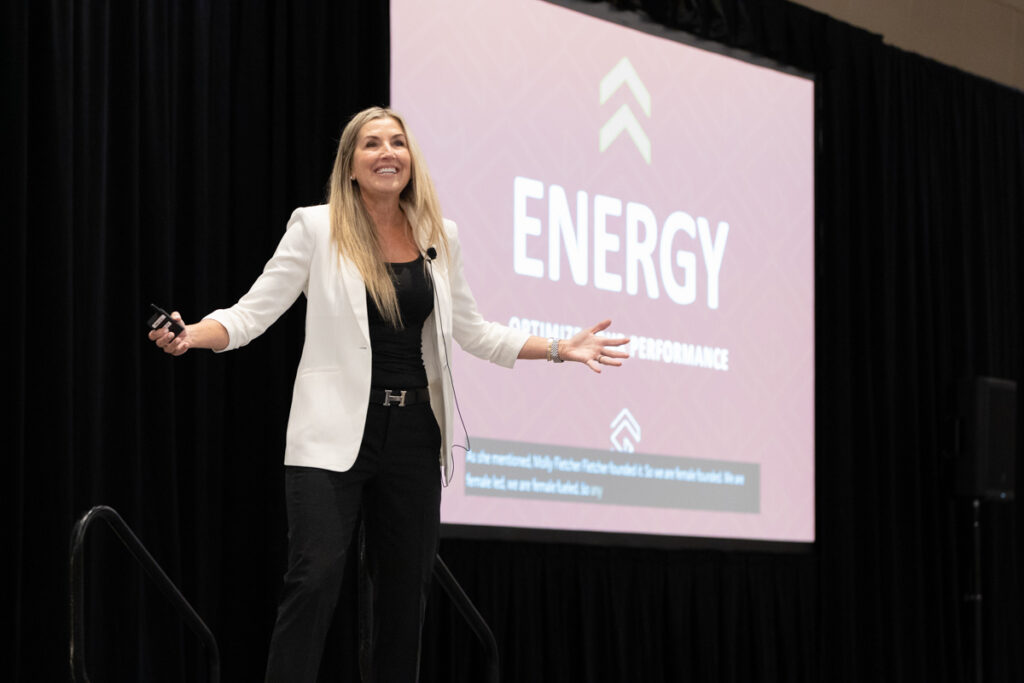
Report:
549,337,564,363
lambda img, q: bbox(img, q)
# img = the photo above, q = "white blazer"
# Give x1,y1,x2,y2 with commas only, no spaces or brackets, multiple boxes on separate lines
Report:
205,204,529,479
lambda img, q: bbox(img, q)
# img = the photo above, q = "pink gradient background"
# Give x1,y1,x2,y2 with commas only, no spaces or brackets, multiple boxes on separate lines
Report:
393,0,814,542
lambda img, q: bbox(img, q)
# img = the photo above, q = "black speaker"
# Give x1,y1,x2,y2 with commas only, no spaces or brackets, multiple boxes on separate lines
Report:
956,376,1017,501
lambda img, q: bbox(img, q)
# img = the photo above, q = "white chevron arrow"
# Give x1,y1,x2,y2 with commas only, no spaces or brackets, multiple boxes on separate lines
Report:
600,57,651,115
599,104,651,164
598,57,651,164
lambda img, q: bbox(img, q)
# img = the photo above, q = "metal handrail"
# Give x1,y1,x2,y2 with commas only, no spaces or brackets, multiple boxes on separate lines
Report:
69,505,220,682
433,555,501,683
68,505,492,682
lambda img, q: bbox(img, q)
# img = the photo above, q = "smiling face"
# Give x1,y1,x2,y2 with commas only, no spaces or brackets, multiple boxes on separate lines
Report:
350,117,412,202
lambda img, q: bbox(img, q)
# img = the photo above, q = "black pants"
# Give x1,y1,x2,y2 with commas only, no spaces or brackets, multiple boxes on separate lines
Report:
264,402,442,683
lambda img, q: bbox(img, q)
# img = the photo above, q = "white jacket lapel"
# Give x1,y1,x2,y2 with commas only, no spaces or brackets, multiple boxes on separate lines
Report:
339,257,370,346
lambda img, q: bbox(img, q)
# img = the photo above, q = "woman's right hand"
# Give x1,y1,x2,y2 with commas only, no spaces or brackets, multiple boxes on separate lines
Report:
148,311,191,356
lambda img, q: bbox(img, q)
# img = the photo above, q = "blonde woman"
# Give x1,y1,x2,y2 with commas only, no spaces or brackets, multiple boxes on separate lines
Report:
148,106,628,682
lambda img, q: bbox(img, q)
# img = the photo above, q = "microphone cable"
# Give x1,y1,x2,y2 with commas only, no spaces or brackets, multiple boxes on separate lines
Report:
425,246,472,487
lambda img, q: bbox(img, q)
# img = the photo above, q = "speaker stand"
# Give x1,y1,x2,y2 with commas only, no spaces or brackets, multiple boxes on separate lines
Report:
966,498,983,683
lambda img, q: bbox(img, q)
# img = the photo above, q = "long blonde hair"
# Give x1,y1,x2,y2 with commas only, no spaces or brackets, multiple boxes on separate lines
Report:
328,106,449,327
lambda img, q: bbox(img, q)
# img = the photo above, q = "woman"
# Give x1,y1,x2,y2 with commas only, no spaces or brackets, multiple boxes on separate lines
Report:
148,106,628,682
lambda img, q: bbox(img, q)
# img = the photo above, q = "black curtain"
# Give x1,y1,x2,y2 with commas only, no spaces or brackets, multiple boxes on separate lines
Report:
7,0,1023,682
5,1,387,681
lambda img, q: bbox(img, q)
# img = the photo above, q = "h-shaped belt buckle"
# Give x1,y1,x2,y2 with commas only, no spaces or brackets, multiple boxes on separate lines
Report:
383,389,407,407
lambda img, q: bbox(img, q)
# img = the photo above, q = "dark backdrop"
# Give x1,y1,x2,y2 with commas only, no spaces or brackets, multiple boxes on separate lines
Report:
6,0,1022,681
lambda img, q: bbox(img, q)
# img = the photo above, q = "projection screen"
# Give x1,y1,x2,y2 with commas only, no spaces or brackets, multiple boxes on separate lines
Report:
391,0,815,544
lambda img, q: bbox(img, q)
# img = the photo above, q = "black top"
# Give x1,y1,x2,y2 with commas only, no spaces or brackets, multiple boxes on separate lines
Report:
366,256,434,389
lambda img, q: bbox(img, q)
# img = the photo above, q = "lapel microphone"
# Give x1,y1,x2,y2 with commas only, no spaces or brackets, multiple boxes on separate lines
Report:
426,247,437,260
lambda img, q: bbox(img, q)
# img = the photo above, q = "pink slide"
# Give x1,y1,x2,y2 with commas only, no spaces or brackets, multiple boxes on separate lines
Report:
393,0,815,543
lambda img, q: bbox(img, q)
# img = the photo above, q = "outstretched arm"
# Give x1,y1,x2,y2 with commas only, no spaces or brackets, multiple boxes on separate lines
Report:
517,319,629,373
148,312,229,356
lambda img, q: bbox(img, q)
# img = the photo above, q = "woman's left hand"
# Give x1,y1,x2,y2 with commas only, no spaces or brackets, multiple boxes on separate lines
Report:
560,320,630,373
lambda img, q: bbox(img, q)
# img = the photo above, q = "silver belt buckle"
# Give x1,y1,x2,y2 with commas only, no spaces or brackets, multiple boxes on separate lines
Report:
383,389,407,407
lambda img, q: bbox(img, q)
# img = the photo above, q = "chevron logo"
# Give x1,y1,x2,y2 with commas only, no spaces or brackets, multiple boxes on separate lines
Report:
610,408,641,453
599,57,651,164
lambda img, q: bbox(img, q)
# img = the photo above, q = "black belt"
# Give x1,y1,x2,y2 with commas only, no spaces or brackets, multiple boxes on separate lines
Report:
369,387,430,407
